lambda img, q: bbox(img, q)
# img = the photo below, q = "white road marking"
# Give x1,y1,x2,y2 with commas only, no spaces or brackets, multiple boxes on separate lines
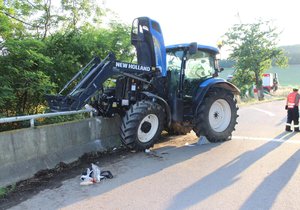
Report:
233,135,300,144
249,107,275,117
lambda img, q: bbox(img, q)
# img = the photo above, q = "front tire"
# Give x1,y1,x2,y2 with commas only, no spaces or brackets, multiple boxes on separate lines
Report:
193,88,238,142
120,100,165,151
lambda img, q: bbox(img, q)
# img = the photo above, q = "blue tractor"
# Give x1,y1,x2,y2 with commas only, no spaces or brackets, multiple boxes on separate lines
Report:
46,17,239,150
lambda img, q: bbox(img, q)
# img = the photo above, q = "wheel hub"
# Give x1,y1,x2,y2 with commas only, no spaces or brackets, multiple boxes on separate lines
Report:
214,112,219,119
141,121,152,133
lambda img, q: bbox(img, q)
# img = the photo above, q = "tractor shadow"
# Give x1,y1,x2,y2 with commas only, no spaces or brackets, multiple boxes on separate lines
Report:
240,148,300,209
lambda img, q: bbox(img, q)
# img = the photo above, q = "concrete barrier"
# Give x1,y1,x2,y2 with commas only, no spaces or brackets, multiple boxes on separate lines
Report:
0,116,121,188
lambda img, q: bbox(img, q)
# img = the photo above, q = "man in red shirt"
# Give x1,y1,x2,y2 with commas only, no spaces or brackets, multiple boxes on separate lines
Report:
286,87,300,132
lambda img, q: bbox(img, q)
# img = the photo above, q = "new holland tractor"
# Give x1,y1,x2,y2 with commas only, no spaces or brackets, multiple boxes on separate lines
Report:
46,17,239,151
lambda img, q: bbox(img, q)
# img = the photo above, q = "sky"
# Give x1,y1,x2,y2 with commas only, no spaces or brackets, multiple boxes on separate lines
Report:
104,0,300,50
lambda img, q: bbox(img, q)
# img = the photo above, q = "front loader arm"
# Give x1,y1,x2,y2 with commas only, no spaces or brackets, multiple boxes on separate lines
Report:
46,53,156,112
46,53,118,111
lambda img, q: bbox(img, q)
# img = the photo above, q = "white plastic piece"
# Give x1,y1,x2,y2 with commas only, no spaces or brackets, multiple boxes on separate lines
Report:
197,136,210,145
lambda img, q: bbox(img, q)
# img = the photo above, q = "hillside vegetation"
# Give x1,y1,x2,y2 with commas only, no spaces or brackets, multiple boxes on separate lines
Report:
219,64,300,86
220,44,300,67
281,45,300,65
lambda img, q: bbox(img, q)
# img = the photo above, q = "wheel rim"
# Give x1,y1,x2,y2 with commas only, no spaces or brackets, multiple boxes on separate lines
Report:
138,114,159,143
209,99,231,132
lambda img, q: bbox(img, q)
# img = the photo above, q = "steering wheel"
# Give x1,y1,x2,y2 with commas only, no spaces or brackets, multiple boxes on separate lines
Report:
195,66,205,77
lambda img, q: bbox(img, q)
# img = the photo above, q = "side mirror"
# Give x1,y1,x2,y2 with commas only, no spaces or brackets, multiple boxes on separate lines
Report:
189,42,197,55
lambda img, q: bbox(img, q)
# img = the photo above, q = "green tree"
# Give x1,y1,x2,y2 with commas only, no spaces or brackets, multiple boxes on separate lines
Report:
0,0,12,39
223,19,288,100
0,0,133,119
1,0,108,40
43,22,133,90
61,0,98,30
0,0,29,40
0,38,55,116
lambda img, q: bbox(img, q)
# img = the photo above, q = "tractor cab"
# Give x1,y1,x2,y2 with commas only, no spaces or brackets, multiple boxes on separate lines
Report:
166,43,221,121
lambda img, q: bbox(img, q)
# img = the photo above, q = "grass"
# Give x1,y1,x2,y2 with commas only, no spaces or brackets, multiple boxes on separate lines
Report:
0,188,6,198
0,184,16,199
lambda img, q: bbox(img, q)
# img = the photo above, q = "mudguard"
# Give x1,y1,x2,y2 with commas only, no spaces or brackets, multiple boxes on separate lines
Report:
193,78,240,114
140,91,171,127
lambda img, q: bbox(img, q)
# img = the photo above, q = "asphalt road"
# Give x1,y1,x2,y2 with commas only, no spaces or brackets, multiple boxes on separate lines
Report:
8,100,300,210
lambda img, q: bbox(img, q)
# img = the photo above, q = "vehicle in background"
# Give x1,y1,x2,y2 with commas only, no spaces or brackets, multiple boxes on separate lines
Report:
227,72,279,93
254,73,279,93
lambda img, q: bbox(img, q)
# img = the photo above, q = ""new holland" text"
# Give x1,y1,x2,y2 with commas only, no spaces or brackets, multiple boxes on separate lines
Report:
116,62,151,71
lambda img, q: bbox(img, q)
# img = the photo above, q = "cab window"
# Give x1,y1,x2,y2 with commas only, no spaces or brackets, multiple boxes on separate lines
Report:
185,51,214,79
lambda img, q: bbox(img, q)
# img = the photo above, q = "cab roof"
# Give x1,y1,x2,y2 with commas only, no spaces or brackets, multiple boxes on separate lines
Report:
166,43,219,54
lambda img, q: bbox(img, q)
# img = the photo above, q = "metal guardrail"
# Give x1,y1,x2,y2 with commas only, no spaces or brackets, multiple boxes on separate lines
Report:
0,109,95,128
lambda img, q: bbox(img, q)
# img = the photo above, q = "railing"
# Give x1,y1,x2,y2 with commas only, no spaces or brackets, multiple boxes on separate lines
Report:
0,109,95,128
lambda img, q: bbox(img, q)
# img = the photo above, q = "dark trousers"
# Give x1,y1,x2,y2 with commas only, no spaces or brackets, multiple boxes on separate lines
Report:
286,107,299,131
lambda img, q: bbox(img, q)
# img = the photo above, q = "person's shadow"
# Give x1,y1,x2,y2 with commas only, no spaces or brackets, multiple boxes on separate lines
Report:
240,148,300,210
166,131,297,210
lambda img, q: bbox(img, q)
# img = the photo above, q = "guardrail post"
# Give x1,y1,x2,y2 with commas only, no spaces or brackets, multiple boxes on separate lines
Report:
30,119,35,127
90,111,94,118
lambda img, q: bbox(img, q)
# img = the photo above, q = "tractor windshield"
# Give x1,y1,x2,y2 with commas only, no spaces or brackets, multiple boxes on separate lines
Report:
166,49,215,79
185,51,215,79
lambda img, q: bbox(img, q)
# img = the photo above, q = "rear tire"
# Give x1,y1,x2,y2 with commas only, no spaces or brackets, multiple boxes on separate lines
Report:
120,100,165,151
193,88,238,142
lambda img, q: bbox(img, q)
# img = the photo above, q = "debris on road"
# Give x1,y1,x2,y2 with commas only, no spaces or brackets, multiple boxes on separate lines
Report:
80,163,113,186
184,142,196,146
197,136,210,145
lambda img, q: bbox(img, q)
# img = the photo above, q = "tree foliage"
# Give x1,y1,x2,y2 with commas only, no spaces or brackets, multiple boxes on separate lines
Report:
231,69,254,98
0,38,55,115
223,19,288,100
0,0,133,118
43,24,133,90
1,0,109,39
